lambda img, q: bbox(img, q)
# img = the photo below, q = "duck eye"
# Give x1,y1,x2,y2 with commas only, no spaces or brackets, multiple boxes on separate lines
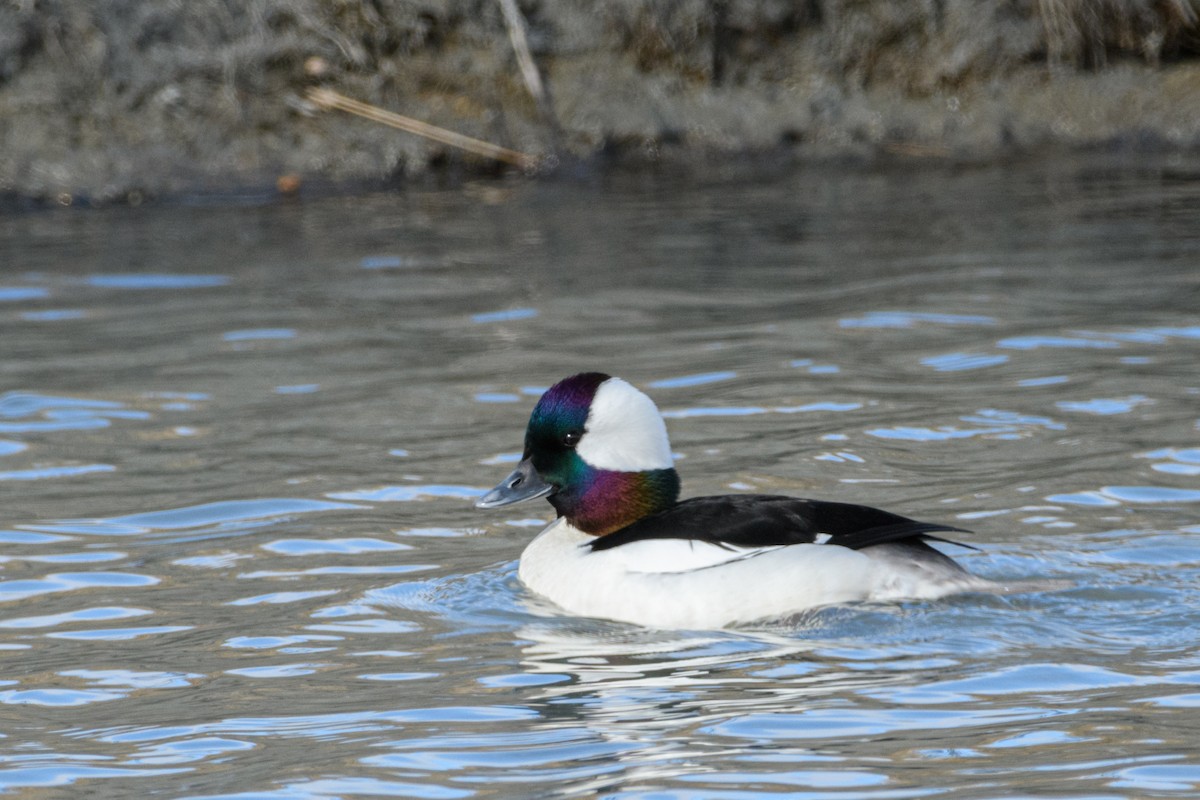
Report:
562,430,582,448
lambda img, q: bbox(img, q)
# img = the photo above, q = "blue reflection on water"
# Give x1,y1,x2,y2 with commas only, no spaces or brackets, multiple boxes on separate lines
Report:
21,309,86,321
0,572,159,603
650,371,738,388
0,393,147,433
34,499,364,536
223,328,296,341
0,440,28,456
87,274,229,289
1056,395,1149,415
921,352,1009,371
841,311,995,328
471,308,538,323
0,286,49,301
327,485,483,502
0,464,115,481
997,335,1120,350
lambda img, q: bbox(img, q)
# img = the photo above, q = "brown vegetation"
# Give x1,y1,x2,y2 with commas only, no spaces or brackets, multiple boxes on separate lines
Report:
0,0,1197,202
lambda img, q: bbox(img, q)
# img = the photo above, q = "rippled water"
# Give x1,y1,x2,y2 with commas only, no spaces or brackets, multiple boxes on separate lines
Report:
1,155,1199,798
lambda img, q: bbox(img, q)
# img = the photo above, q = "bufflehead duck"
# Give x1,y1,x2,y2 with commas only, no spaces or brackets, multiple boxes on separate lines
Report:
476,372,999,628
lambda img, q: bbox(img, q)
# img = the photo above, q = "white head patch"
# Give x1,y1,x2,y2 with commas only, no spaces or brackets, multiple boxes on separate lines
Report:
576,378,674,471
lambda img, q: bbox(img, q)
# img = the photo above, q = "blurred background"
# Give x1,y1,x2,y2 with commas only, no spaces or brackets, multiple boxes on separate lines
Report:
1,0,1199,202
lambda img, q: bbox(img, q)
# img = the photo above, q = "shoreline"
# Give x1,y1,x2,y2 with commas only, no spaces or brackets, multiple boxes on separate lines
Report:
5,144,1197,216
2,1,1198,207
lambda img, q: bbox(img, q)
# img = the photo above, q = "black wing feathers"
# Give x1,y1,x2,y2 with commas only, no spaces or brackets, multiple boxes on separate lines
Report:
588,495,973,553
806,499,975,550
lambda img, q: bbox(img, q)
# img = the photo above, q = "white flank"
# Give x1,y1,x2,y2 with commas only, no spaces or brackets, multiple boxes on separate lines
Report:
603,538,784,574
575,378,674,471
517,520,1000,629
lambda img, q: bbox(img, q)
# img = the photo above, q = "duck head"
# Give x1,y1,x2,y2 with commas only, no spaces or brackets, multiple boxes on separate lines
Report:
476,372,681,535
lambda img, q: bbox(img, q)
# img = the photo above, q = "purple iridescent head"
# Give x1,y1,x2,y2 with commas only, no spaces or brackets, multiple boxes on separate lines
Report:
477,373,680,535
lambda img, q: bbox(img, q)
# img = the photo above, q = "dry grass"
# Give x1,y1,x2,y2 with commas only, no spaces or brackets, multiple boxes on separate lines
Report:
1038,0,1199,66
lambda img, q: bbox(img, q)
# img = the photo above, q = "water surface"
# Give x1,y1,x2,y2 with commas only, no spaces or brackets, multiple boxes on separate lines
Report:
1,155,1199,798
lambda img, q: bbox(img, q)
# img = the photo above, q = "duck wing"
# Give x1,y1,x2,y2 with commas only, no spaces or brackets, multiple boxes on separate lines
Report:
589,495,973,553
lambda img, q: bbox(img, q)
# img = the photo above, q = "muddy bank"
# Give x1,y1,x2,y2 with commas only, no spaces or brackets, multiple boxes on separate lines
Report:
1,0,1198,203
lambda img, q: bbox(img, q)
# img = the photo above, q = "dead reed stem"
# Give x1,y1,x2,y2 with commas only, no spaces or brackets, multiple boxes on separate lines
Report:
497,0,559,133
306,87,539,170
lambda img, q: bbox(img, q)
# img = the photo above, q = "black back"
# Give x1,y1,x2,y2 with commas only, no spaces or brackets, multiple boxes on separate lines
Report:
588,495,973,553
